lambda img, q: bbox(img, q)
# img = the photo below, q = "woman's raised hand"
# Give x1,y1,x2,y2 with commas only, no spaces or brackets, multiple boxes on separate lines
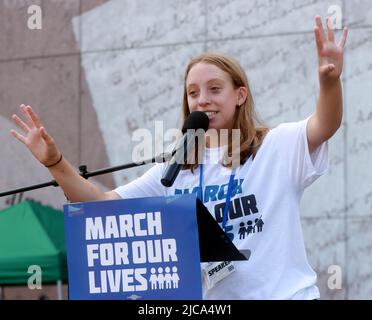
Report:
10,104,62,167
314,15,348,82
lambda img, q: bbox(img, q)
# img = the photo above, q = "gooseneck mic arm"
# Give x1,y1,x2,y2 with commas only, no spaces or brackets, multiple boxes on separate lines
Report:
0,154,169,198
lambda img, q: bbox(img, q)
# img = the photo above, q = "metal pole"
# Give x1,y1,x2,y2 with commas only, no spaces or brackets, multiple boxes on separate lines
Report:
57,280,62,300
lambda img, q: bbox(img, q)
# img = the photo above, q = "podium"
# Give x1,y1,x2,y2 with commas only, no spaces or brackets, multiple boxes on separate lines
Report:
64,194,248,300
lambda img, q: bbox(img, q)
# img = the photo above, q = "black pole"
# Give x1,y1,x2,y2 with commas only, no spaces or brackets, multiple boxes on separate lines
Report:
0,154,169,198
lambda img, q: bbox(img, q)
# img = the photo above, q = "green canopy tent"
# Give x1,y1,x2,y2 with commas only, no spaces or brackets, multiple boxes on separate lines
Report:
0,200,67,299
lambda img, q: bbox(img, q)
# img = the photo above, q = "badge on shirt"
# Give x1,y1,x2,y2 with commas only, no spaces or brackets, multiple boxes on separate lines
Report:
202,261,235,290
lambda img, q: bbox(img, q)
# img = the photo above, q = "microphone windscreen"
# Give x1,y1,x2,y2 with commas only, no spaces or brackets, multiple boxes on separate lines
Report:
182,111,209,133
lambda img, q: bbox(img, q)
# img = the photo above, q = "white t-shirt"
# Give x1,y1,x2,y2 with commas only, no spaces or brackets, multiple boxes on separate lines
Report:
114,118,328,300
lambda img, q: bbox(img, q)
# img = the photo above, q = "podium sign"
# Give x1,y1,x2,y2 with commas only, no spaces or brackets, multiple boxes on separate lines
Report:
64,194,203,300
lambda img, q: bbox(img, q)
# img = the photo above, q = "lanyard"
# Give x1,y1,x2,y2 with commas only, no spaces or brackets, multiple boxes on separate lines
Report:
198,164,236,231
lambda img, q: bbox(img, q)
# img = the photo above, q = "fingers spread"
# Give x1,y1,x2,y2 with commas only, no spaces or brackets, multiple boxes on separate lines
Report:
315,16,325,43
338,27,349,49
28,106,43,128
40,127,52,143
12,114,30,133
20,105,36,129
314,26,324,56
326,17,335,42
10,129,26,144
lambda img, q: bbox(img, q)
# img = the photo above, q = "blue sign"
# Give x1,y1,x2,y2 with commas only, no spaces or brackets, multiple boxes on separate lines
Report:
63,194,203,300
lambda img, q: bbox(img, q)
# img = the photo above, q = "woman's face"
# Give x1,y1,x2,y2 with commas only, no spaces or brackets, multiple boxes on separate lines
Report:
186,62,246,131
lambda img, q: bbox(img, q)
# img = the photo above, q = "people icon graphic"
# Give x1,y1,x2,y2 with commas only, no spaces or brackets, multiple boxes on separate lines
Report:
238,222,247,239
247,220,254,235
149,268,158,290
157,267,165,289
149,266,180,290
165,267,172,289
171,266,180,289
237,217,265,240
255,216,264,232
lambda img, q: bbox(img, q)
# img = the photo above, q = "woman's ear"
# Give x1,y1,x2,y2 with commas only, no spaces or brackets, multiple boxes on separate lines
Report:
237,87,248,106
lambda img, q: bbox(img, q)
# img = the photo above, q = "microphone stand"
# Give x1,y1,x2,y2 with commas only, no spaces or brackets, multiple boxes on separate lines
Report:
0,154,170,198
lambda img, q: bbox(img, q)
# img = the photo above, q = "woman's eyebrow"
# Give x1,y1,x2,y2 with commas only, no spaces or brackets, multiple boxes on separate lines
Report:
187,78,225,88
207,78,224,84
186,84,196,90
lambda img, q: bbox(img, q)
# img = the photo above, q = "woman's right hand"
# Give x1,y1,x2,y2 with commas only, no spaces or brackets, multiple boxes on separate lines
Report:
10,104,62,167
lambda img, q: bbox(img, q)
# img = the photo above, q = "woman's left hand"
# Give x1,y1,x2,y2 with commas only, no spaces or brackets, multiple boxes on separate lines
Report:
314,15,348,83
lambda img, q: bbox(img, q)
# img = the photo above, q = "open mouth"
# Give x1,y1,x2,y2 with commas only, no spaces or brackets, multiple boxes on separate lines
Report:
204,111,218,119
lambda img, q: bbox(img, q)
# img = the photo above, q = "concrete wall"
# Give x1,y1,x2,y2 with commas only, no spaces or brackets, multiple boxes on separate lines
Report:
0,0,371,299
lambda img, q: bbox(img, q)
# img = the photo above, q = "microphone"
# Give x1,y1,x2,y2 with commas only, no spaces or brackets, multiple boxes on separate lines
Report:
161,111,209,187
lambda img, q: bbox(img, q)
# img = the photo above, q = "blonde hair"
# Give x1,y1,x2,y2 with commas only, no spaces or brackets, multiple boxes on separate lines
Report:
182,52,269,172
